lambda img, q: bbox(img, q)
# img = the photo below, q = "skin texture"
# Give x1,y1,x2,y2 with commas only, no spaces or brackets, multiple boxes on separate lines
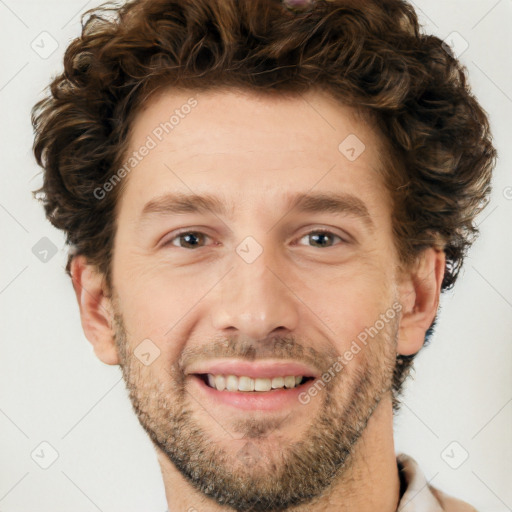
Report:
71,87,445,511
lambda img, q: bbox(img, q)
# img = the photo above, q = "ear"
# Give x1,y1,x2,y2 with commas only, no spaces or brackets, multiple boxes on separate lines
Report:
70,255,119,365
397,247,446,356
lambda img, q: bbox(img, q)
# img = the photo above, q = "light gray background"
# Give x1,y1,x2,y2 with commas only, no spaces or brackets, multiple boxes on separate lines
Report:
1,0,511,511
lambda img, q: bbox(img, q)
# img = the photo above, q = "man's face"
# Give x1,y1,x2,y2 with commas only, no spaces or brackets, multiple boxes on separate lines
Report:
110,87,403,511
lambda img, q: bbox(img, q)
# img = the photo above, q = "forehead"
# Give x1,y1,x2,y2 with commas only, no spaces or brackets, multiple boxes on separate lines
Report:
116,87,391,222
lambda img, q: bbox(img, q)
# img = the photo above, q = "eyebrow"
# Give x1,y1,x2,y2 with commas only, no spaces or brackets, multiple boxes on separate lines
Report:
138,191,375,232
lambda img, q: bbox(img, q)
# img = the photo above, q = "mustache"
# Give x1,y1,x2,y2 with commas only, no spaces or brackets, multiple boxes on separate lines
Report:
178,334,338,375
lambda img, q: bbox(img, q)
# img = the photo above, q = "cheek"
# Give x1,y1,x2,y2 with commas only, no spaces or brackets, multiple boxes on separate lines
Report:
113,235,396,358
113,263,218,363
114,250,189,322
306,264,394,345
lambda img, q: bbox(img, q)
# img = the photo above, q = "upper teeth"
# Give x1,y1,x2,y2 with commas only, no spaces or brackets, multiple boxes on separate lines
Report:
206,374,304,392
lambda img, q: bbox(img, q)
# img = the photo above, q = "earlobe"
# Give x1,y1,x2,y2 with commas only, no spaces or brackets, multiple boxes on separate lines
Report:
70,255,120,365
397,248,446,356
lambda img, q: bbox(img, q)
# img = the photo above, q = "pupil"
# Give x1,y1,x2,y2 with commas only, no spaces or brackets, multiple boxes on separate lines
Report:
311,232,331,247
182,232,202,248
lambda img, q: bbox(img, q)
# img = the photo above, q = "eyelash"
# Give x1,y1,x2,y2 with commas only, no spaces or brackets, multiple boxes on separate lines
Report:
163,229,347,249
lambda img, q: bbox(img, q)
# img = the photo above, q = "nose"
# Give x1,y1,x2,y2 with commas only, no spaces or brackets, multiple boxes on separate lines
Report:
210,242,300,341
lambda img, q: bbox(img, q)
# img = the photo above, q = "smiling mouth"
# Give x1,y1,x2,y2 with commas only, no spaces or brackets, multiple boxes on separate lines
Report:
195,373,316,392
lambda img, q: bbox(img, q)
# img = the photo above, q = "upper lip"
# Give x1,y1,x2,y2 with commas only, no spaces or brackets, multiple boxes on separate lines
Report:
186,359,320,379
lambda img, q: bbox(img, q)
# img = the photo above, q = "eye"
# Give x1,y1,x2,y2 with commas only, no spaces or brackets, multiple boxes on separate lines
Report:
163,228,347,250
165,230,212,249
297,230,345,248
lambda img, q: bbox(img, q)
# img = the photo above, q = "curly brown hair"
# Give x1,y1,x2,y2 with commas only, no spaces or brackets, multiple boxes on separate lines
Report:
31,0,497,411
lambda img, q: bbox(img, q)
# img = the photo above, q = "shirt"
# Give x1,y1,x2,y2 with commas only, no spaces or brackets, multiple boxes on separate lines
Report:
397,453,478,511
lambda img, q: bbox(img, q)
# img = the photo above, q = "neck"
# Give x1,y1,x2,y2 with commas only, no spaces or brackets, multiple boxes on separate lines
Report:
156,394,401,512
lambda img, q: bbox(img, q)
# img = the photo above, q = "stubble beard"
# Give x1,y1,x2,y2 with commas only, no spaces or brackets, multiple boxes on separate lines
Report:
112,307,398,512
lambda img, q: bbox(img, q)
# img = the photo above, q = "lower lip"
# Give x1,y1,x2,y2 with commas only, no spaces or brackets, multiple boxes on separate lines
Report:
190,375,315,411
